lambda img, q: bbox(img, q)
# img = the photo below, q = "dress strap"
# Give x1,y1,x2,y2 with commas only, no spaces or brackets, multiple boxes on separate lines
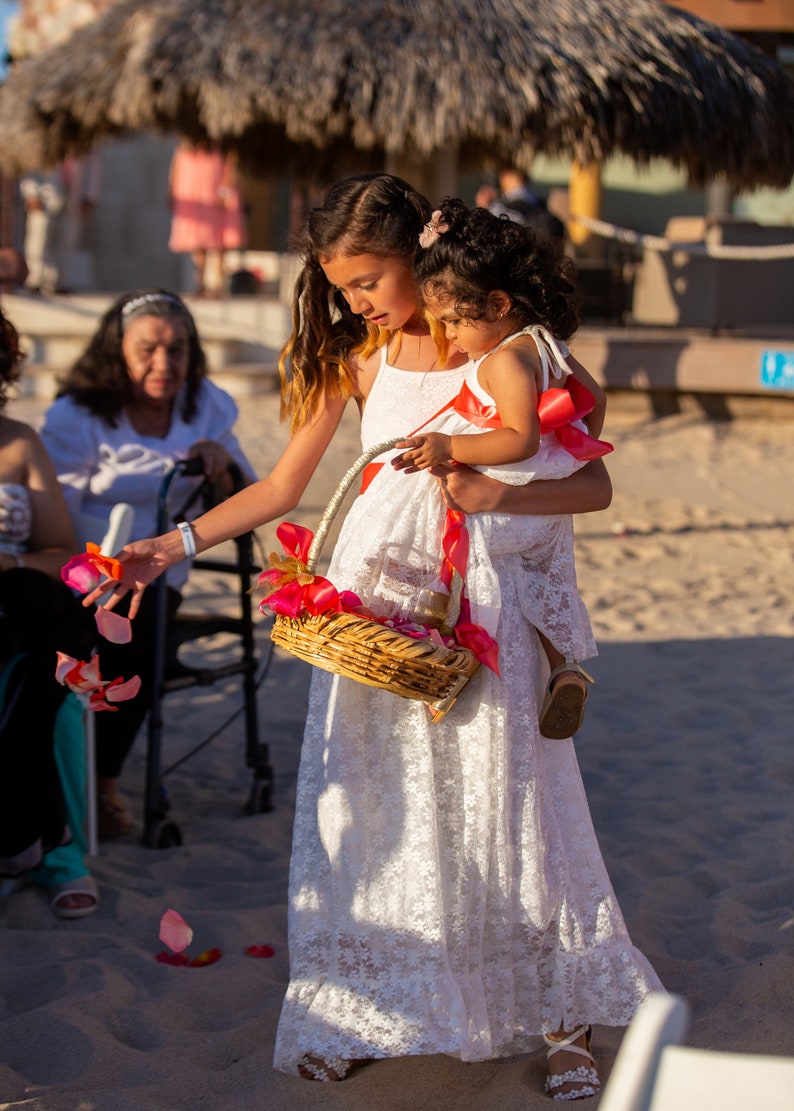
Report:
475,325,571,391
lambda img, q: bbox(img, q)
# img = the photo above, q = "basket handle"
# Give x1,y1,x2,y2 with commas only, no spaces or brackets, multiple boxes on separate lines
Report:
306,437,403,573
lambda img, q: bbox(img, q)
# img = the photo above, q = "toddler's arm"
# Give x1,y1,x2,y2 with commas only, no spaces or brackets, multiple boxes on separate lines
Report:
395,345,541,472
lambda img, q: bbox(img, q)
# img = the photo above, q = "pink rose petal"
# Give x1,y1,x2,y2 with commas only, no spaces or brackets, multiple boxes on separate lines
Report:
55,651,80,686
61,554,102,592
86,693,117,712
95,606,132,644
104,674,142,703
54,652,103,694
159,908,194,953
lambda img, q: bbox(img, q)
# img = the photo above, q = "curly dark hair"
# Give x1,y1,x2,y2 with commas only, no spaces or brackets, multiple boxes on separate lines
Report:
55,289,208,426
0,306,25,413
414,198,579,342
280,173,432,431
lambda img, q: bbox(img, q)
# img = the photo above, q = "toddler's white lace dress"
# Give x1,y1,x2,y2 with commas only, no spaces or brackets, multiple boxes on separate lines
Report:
273,344,662,1073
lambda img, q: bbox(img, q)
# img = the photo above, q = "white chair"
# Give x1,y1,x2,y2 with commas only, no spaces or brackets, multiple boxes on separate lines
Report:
71,503,135,855
600,993,794,1111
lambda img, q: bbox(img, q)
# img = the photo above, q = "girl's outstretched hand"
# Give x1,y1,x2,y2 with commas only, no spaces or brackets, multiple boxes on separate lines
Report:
82,537,179,618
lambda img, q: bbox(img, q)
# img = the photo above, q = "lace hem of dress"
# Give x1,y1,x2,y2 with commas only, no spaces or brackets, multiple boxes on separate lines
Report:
274,940,661,1071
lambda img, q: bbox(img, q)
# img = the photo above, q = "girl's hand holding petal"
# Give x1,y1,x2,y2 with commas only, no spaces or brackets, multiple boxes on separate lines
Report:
82,535,181,618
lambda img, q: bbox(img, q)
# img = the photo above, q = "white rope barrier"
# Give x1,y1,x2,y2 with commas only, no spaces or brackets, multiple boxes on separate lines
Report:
569,214,794,260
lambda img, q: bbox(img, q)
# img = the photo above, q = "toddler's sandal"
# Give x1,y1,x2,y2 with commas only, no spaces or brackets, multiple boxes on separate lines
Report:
539,662,594,740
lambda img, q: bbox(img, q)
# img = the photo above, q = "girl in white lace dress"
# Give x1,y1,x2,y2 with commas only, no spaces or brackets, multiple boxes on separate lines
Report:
99,175,662,1101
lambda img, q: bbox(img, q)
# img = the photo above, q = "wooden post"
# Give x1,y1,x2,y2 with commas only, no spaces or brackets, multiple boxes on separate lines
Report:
568,160,604,260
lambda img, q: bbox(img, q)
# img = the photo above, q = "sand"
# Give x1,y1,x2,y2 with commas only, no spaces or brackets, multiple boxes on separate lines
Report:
1,385,793,1110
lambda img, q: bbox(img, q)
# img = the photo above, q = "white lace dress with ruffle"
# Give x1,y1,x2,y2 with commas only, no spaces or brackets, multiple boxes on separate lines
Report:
273,349,662,1073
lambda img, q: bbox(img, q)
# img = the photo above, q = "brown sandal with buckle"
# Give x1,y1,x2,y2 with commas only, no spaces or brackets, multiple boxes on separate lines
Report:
539,661,594,740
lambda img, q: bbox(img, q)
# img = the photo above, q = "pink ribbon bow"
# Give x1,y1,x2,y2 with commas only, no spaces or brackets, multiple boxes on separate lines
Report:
419,210,450,248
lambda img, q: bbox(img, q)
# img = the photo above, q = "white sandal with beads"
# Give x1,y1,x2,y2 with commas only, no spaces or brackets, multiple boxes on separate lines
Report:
543,1025,601,1101
297,1054,353,1082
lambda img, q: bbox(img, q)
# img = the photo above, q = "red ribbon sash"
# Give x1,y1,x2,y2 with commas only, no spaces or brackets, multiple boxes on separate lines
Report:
452,380,502,429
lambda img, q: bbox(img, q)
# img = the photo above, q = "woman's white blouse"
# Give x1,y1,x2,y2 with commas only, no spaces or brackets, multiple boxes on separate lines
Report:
41,381,254,590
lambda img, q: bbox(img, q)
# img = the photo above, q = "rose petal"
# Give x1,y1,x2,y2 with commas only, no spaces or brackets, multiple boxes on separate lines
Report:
155,951,190,966
55,653,103,694
61,555,102,592
61,546,122,594
159,908,194,953
188,947,222,967
79,654,103,688
245,944,275,959
55,651,80,686
104,674,142,703
85,543,123,582
95,606,132,644
86,693,117,711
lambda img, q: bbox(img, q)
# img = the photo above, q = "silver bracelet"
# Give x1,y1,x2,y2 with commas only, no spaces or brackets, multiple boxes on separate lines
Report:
176,520,197,558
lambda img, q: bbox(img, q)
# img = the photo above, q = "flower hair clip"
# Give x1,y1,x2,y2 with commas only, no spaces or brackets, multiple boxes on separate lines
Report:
419,210,449,248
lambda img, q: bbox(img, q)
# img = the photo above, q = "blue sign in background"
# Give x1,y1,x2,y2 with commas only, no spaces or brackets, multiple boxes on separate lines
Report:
760,351,794,391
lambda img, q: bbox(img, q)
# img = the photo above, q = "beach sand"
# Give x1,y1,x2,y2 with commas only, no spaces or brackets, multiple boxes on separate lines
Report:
1,386,793,1110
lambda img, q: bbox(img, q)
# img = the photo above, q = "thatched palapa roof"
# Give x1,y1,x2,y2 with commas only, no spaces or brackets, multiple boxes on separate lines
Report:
1,0,793,190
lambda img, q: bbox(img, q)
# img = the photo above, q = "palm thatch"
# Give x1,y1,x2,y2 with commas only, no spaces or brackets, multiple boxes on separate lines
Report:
1,0,793,189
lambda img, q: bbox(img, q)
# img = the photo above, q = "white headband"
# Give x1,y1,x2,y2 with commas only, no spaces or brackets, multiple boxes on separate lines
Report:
121,292,192,330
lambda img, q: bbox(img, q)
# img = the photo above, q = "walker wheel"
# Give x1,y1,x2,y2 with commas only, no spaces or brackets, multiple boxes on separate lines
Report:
143,819,183,849
245,775,274,815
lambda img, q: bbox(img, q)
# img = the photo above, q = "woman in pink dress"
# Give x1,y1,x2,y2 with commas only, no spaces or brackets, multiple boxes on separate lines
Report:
168,141,245,297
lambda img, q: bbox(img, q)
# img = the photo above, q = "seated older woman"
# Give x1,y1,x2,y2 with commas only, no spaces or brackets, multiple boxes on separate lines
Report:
41,289,255,838
0,305,98,918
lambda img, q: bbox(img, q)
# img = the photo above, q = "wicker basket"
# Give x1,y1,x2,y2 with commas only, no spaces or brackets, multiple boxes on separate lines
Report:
270,438,480,722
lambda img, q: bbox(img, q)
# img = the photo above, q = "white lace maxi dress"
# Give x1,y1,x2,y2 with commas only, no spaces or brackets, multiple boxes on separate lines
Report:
273,352,662,1073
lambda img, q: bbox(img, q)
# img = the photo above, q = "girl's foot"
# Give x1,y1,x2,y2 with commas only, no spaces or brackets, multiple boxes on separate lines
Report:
539,662,594,740
297,1055,370,1082
543,1025,600,1101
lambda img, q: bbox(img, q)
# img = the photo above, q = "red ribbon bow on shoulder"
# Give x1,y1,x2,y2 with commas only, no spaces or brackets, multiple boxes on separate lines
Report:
538,377,613,460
